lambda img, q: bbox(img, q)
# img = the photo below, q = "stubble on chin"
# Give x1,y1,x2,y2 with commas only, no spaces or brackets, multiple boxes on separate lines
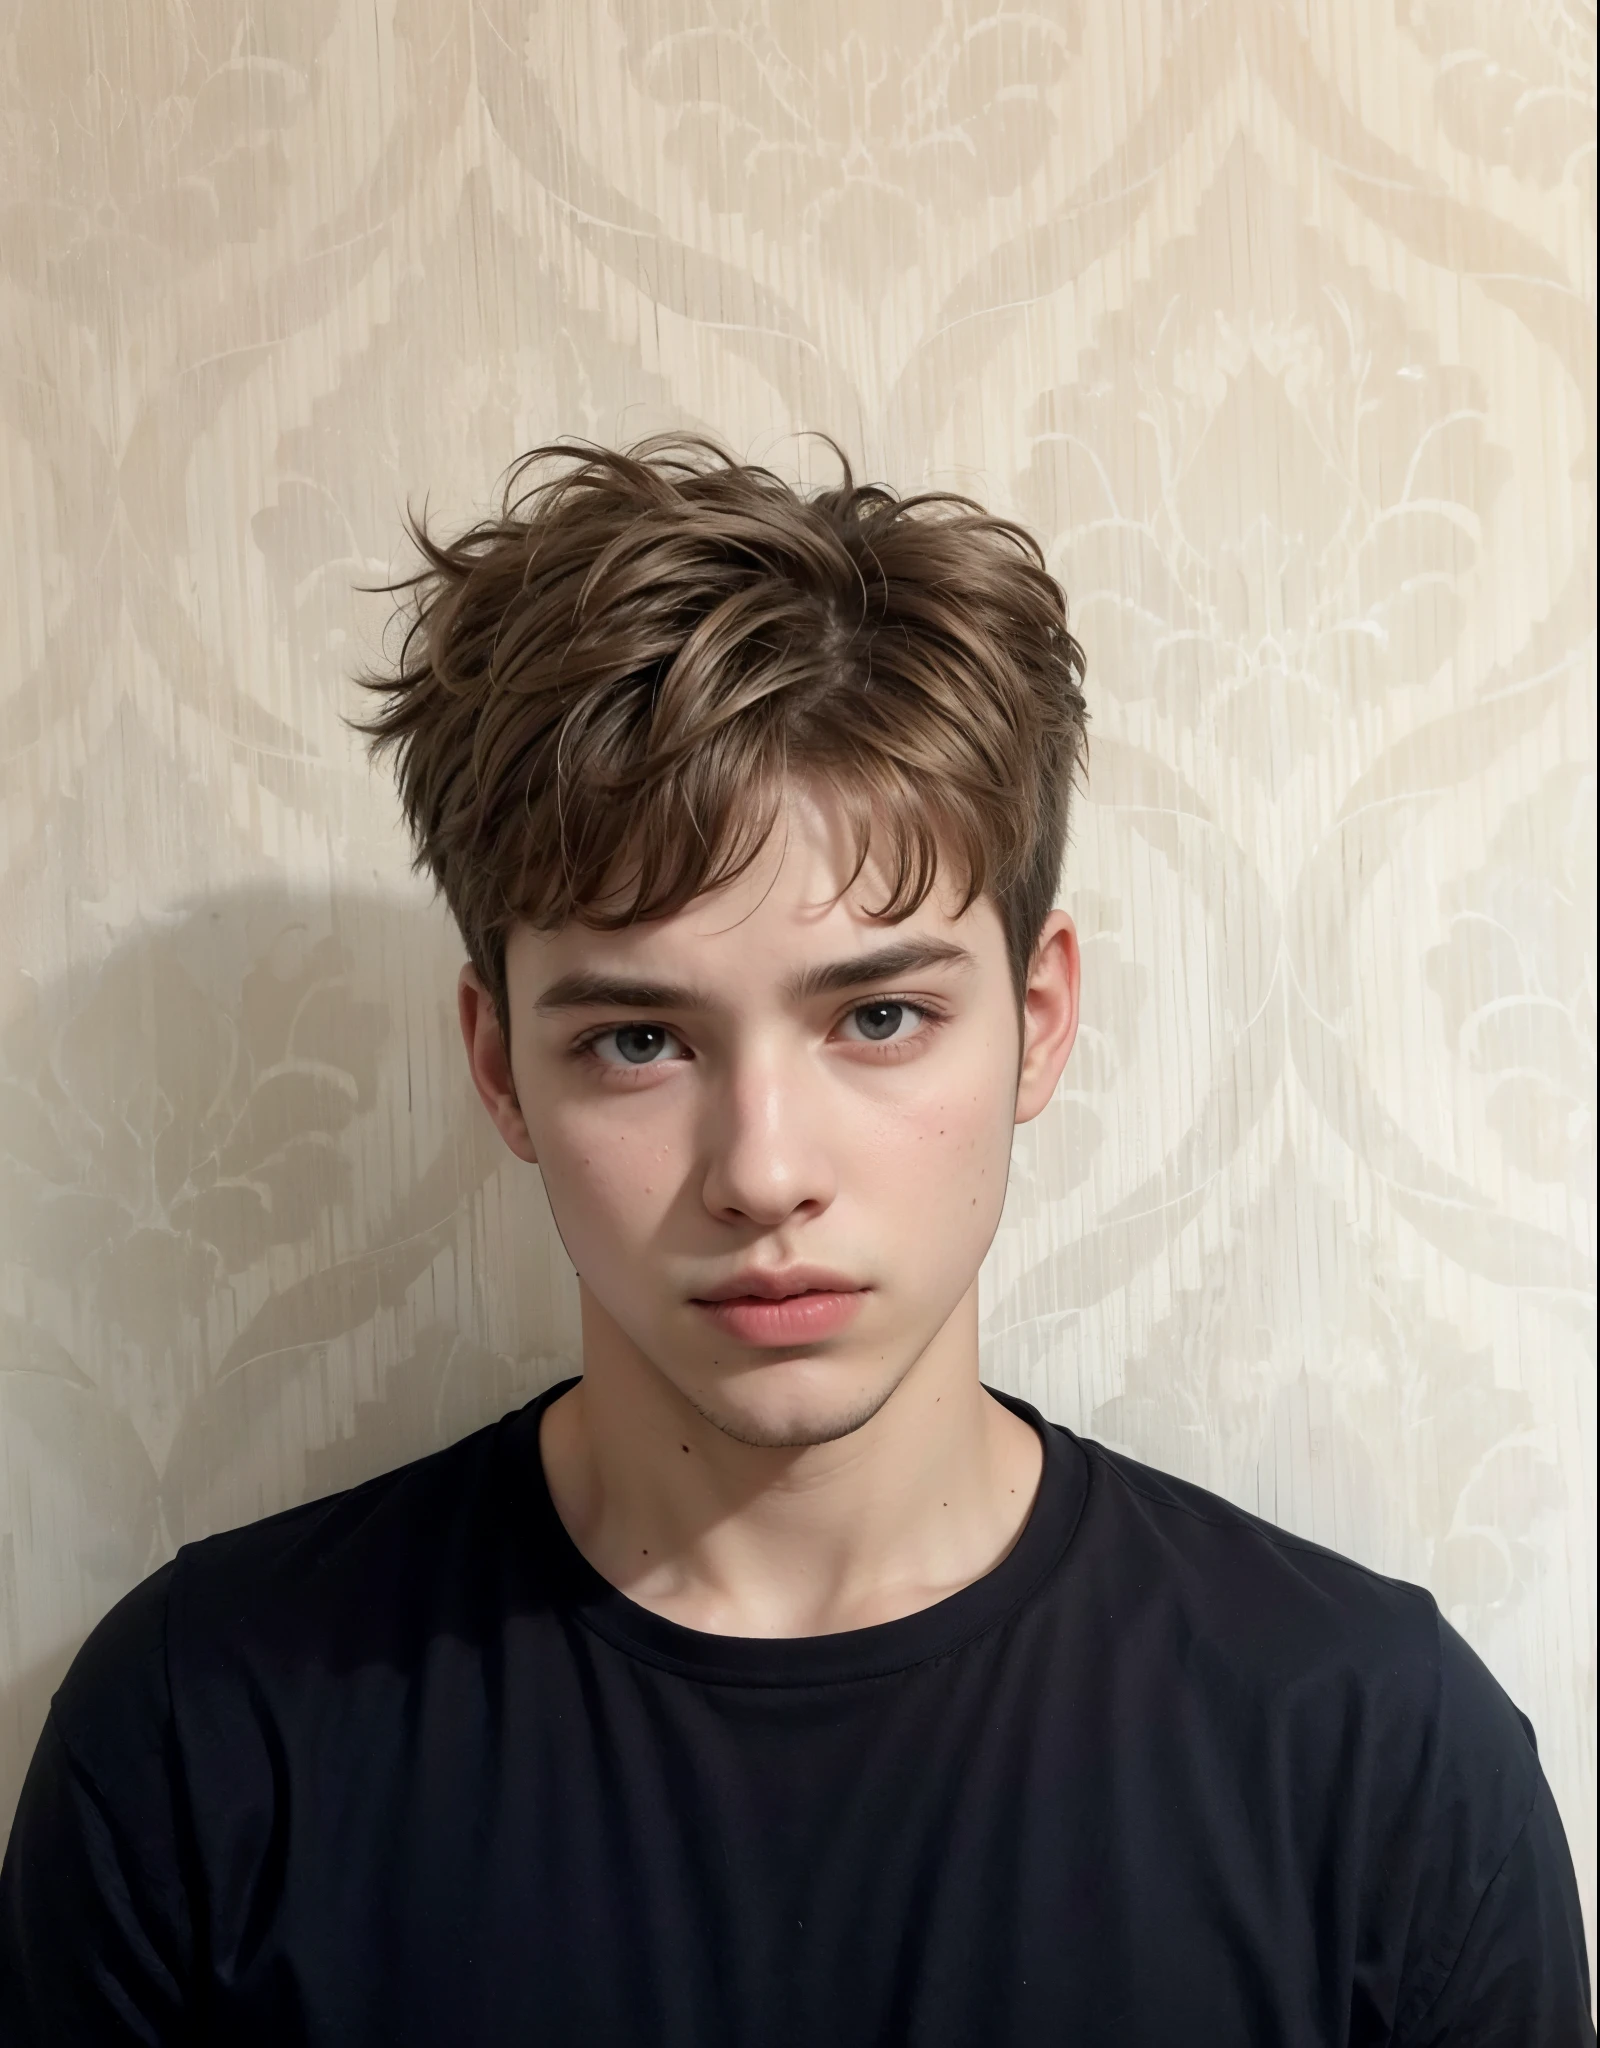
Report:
679,1364,910,1451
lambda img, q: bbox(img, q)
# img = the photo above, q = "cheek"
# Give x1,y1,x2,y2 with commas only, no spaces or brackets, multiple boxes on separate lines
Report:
533,1100,681,1238
860,1056,1016,1206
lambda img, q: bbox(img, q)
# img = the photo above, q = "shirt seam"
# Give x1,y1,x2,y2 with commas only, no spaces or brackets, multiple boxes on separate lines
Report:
47,1559,181,1833
42,1699,125,1839
1390,1773,1543,2044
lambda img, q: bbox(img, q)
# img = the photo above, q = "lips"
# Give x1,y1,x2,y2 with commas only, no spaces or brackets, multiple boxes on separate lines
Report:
691,1266,863,1304
688,1268,869,1346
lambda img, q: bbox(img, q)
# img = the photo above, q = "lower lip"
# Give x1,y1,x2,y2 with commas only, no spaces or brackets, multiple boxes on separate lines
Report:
692,1290,867,1345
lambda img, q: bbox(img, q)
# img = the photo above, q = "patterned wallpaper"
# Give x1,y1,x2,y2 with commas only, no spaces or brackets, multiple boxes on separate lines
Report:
1,0,1594,1951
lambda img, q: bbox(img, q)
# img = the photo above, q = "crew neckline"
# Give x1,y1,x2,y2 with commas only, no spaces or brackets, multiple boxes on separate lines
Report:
507,1378,1090,1688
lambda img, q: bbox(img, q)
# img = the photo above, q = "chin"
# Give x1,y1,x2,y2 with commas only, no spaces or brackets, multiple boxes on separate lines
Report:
683,1356,905,1451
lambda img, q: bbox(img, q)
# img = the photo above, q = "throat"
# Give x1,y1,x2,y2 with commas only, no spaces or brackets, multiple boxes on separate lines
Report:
538,1369,1044,1639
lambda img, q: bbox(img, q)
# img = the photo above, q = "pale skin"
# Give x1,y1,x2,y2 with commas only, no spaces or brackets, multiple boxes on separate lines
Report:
461,781,1080,1639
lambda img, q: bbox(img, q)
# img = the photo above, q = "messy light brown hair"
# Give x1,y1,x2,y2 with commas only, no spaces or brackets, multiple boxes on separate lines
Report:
353,436,1088,1043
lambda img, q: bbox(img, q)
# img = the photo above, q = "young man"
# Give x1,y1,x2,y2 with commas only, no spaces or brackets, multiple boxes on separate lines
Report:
0,439,1590,2045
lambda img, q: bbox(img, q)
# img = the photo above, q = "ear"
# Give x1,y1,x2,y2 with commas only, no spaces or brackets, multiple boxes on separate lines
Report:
459,964,538,1164
1014,910,1080,1125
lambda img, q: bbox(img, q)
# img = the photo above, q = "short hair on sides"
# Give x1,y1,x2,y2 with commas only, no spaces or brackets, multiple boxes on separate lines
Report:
351,435,1089,1043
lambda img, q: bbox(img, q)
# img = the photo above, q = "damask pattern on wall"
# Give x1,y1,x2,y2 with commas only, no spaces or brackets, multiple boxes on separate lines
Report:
0,0,1593,1953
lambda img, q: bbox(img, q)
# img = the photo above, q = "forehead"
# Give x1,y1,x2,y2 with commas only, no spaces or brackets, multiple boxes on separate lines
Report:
505,782,1003,997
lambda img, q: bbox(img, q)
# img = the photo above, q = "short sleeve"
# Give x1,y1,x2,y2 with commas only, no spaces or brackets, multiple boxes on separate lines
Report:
1393,1617,1594,2046
0,1563,199,2046
1398,1771,1593,2046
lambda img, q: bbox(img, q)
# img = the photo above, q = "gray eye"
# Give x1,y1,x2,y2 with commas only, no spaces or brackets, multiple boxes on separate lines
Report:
853,1002,907,1042
611,1024,671,1065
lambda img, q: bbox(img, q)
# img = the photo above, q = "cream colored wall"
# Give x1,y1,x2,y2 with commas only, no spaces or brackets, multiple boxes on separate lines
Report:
1,0,1593,1957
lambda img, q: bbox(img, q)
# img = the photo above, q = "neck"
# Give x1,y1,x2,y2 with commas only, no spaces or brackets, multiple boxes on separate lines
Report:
538,1285,1044,1637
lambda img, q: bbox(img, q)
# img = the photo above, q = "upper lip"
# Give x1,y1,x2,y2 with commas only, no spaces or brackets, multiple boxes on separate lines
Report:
692,1266,866,1303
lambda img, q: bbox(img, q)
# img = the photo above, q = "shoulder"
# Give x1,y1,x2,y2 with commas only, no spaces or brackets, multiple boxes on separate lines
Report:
172,1397,551,1671
1073,1429,1445,1670
47,1554,181,1802
1059,1433,1584,2028
1065,1429,1538,1791
54,1393,551,1746
1064,1428,1542,1874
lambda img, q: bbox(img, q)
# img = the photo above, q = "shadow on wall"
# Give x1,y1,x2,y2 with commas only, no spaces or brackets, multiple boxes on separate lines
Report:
0,886,582,1834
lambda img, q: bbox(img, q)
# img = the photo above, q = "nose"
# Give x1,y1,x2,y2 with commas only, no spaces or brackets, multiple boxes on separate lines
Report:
698,1048,837,1228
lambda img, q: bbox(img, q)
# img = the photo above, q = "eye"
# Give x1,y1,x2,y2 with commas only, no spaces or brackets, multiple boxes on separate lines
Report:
838,1000,929,1047
585,1022,687,1068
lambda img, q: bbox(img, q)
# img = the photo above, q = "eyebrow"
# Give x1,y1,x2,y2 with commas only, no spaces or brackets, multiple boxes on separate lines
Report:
532,938,978,1015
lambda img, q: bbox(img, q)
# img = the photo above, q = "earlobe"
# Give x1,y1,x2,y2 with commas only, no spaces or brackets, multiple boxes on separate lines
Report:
458,965,539,1165
1014,912,1080,1127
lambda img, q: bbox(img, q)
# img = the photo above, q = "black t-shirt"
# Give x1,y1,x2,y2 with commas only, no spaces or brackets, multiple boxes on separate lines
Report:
0,1381,1590,2046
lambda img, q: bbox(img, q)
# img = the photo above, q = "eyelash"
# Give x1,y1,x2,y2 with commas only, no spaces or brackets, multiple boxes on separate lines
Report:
570,998,949,1076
